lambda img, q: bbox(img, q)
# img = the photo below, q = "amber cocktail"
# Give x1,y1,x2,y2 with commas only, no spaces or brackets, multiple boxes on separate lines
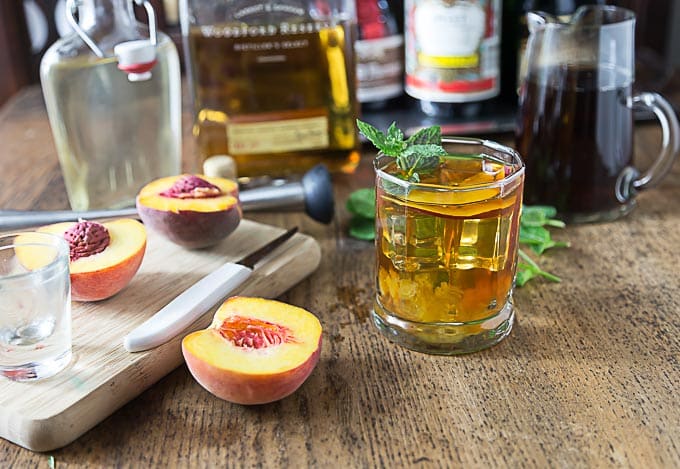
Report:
373,138,525,354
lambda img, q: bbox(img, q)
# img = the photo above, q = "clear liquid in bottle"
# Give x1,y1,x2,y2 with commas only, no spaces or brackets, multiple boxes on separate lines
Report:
40,3,182,211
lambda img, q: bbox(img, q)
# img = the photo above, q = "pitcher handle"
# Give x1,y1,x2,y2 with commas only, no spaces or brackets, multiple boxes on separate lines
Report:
618,92,680,202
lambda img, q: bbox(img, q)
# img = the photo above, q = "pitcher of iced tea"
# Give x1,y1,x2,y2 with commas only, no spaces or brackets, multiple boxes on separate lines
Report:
516,5,680,223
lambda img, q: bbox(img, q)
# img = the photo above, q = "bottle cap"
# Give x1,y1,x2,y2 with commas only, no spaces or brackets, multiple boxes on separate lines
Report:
114,40,157,82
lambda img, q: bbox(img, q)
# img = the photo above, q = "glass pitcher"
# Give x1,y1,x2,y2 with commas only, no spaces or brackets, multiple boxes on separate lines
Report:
515,5,680,223
40,0,182,211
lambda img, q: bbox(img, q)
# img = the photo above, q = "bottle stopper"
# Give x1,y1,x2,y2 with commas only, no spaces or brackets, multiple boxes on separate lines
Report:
114,40,157,82
66,0,159,82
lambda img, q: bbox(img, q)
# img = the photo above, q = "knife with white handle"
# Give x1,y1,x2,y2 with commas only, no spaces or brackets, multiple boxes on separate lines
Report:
123,227,298,352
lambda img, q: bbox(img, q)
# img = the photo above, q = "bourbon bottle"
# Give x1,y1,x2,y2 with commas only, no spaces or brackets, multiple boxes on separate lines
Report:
181,0,360,178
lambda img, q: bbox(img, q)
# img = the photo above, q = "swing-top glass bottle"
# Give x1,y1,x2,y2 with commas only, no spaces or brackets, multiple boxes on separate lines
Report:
40,0,182,211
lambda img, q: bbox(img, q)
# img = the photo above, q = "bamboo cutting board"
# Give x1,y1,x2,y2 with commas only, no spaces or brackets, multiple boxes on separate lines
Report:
0,219,321,452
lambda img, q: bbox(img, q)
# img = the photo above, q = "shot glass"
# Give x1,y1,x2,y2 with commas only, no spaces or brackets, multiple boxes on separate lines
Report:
0,232,72,381
373,138,525,355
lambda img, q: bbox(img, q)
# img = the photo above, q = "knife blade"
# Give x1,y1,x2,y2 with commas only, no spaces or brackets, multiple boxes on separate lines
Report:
123,227,298,353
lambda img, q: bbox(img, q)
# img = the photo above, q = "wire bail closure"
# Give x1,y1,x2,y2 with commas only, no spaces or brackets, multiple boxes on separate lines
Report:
66,0,159,81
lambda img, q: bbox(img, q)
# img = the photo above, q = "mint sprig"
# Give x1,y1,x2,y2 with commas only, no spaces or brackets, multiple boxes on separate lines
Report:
357,120,444,181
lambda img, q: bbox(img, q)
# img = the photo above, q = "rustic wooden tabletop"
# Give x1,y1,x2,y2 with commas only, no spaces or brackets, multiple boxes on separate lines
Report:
0,86,678,468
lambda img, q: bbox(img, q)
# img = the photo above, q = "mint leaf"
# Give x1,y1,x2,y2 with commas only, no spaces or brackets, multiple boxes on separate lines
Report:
521,205,565,228
356,120,389,154
356,120,405,157
516,205,569,286
401,144,447,159
386,122,405,144
519,209,570,256
515,262,537,287
406,125,441,145
347,187,376,241
357,119,443,180
522,205,557,218
397,145,443,175
346,188,375,219
349,217,375,241
520,224,552,243
518,249,562,284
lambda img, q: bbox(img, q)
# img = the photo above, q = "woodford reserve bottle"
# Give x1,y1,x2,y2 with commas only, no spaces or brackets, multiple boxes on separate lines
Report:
404,0,502,118
180,0,361,178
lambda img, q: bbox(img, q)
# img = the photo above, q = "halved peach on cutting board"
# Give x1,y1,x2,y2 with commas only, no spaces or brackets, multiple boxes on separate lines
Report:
182,297,323,405
33,219,146,301
136,174,241,249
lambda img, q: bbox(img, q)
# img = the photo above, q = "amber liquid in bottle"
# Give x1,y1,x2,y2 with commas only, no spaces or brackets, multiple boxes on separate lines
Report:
187,22,360,178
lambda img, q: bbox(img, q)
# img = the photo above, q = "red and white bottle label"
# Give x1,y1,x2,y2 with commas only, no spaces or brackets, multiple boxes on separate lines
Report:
405,0,500,102
356,35,404,102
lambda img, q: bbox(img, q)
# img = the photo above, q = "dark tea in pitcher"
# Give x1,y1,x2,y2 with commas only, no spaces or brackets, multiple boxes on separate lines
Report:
516,65,634,221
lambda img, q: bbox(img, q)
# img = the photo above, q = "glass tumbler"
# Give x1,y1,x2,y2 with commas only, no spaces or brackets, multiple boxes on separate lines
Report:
0,232,72,381
373,138,525,355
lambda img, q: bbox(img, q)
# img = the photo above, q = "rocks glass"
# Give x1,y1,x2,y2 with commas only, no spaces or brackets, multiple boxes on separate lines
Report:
372,138,525,354
0,232,72,381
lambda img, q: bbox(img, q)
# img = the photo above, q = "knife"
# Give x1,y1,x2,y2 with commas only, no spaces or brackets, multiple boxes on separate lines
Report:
123,227,298,353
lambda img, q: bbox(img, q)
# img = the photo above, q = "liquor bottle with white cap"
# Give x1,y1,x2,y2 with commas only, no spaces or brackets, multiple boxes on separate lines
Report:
40,0,182,211
404,0,502,118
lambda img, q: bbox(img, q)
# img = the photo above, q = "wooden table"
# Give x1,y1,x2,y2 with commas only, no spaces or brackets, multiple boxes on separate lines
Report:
1,86,679,468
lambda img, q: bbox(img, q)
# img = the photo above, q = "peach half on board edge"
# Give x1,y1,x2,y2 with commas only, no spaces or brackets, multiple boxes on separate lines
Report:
28,219,146,302
136,174,241,249
182,296,323,405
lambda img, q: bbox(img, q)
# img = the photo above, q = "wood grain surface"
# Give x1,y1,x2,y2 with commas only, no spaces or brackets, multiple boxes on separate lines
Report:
0,86,679,468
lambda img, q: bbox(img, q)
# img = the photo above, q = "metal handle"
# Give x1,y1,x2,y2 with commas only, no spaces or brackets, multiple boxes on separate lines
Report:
65,0,158,58
0,190,305,230
0,166,335,229
66,0,105,57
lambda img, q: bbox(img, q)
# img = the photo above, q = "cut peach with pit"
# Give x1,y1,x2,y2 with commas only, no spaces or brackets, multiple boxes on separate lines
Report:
136,174,241,249
33,219,146,302
182,296,322,405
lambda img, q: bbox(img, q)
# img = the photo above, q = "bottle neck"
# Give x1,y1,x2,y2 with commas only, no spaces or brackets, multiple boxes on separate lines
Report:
78,0,134,29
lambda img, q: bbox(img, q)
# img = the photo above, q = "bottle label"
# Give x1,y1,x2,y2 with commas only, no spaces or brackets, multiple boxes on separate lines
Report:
227,113,329,155
355,35,404,102
405,0,500,102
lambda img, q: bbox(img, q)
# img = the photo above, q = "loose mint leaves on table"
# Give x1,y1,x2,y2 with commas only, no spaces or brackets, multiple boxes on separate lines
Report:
346,188,376,241
516,206,569,286
350,120,570,286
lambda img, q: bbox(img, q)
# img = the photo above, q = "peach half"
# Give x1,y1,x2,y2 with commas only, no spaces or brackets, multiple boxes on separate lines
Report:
182,297,323,405
33,219,146,302
136,174,241,249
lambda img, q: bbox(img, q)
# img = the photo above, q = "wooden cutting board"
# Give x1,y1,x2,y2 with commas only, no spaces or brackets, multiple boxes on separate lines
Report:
0,219,321,452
